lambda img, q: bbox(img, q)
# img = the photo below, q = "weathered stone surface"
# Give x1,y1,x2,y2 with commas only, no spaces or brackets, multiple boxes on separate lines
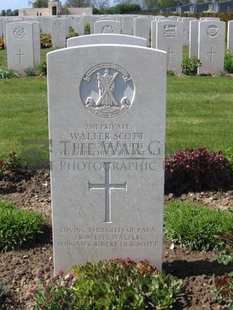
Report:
48,44,166,273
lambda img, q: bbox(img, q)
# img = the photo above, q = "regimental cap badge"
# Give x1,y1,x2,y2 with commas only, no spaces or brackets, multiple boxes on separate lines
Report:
13,26,26,39
80,63,135,118
206,25,219,38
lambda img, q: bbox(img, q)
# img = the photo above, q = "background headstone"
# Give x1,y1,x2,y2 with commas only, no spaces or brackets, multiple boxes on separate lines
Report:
94,20,121,34
182,17,196,46
6,21,40,74
48,44,166,273
189,20,199,57
39,17,52,34
73,16,85,36
0,18,3,37
121,15,134,35
133,17,151,47
198,20,225,75
227,20,233,52
154,20,183,74
51,18,66,48
67,34,147,47
90,16,100,34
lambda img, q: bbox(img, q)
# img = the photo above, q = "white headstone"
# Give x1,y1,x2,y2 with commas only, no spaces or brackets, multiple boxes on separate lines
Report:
90,16,100,34
121,15,134,35
66,16,75,36
94,20,121,34
67,34,147,47
198,20,225,75
73,16,85,36
48,44,166,273
2,18,11,47
168,16,179,21
6,21,40,74
0,18,3,37
151,20,157,48
39,17,52,34
99,15,116,21
200,17,221,21
153,20,183,74
23,16,39,22
227,20,233,52
133,17,151,47
154,16,165,21
182,17,196,46
51,18,66,48
189,20,199,57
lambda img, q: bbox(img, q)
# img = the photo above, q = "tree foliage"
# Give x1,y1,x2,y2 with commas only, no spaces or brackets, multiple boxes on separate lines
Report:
98,2,141,13
28,0,48,8
92,0,109,10
64,0,91,7
1,9,18,16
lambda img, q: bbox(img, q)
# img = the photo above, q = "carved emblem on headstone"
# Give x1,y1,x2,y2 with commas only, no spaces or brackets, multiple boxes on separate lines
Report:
13,26,26,39
206,25,219,38
55,20,62,27
80,63,135,118
164,25,177,38
101,25,114,33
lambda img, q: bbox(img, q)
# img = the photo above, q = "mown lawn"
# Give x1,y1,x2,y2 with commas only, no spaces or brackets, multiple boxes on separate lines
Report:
0,49,233,166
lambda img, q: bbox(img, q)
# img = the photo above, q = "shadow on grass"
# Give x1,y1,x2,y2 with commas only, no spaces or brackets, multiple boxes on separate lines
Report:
23,224,53,250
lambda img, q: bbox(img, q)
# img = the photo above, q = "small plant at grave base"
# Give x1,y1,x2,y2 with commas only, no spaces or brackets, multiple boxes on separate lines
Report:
72,258,182,309
84,23,90,34
182,56,201,76
28,271,77,310
67,26,78,38
165,147,232,195
0,151,25,174
40,33,52,48
164,201,233,251
0,37,4,50
39,61,47,76
224,50,233,73
219,70,227,77
0,200,44,251
0,67,19,79
167,69,175,76
214,272,233,309
24,67,36,77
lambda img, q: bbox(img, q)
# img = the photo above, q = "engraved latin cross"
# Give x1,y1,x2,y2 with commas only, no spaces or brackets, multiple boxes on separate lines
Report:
207,47,216,63
88,162,127,223
16,49,25,64
167,47,174,64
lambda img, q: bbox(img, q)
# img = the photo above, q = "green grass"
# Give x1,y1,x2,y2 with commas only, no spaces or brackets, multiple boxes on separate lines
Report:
0,200,44,251
0,49,233,165
164,201,233,251
0,47,54,69
166,76,233,154
0,77,48,164
0,49,7,67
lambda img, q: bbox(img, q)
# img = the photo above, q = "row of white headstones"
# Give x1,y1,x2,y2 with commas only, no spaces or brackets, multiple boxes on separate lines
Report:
4,16,233,75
